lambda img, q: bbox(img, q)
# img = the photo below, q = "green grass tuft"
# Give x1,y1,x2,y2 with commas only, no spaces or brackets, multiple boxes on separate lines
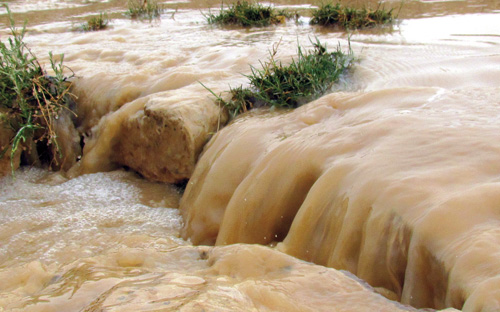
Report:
206,38,354,119
0,5,74,172
205,1,295,27
126,0,163,19
81,12,110,31
310,2,395,29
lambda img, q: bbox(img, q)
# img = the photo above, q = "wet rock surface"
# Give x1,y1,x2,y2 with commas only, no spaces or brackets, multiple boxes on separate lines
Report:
115,91,227,183
70,87,226,183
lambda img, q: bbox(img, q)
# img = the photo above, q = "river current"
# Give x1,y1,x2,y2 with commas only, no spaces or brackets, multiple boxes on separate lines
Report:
1,0,499,311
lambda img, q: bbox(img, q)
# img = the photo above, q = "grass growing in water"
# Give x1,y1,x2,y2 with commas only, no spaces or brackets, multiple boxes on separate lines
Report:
0,5,74,171
310,2,395,29
205,1,295,27
205,38,354,118
80,12,110,31
126,0,163,19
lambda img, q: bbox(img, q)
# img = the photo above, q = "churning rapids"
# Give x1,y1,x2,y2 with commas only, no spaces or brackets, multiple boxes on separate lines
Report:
1,0,500,311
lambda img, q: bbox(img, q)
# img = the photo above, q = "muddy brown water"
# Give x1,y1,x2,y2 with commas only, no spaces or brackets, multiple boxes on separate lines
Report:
1,0,499,311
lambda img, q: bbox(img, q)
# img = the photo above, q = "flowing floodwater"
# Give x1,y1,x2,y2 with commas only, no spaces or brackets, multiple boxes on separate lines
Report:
1,0,499,311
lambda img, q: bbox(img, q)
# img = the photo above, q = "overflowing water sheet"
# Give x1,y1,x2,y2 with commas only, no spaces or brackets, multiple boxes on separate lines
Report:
0,0,499,311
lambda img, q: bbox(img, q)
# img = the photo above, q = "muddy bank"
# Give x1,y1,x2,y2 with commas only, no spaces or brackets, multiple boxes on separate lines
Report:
0,108,81,177
0,118,18,177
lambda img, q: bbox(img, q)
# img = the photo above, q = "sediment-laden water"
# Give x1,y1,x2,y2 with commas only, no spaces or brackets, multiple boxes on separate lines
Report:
0,0,499,311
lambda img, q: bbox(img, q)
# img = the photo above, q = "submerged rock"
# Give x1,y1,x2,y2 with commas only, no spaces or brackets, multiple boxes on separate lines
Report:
180,87,500,311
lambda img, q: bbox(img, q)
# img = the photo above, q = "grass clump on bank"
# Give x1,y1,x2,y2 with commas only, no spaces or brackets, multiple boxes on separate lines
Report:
80,12,110,31
126,0,163,19
310,2,395,29
0,5,74,171
205,1,295,27
206,38,354,118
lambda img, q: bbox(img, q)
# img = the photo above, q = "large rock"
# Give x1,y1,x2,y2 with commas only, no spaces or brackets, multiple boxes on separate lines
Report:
180,87,500,311
70,86,227,183
115,92,227,182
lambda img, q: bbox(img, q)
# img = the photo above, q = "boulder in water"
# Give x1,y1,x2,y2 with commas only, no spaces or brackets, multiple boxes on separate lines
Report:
71,88,227,183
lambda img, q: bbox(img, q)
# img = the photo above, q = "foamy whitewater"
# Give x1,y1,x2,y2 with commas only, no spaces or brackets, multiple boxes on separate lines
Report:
1,0,499,311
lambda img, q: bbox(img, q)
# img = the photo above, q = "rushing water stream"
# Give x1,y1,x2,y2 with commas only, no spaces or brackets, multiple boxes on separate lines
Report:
1,0,500,311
